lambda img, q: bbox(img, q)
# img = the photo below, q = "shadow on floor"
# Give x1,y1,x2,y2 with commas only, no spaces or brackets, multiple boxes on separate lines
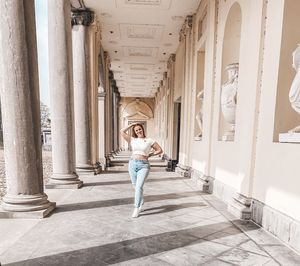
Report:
51,191,205,215
5,220,258,266
140,202,207,216
83,176,189,187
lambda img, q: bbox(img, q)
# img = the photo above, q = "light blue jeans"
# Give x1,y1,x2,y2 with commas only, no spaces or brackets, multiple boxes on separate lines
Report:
128,159,150,208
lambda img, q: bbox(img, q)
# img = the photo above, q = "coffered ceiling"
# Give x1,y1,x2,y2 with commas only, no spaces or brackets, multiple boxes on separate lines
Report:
73,0,201,98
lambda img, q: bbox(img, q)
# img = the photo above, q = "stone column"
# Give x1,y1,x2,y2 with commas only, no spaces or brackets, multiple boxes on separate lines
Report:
0,0,55,218
47,0,82,188
98,89,106,169
112,88,120,152
109,74,116,155
88,23,101,174
72,9,95,174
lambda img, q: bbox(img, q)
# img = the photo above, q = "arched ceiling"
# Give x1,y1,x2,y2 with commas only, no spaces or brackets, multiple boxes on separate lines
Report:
72,0,200,98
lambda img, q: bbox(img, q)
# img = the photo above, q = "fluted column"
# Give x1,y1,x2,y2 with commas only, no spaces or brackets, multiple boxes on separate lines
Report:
72,9,95,174
0,0,55,217
46,0,82,188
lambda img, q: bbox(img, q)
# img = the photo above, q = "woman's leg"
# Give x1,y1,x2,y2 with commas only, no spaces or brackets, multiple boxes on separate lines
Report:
128,160,137,186
134,165,150,208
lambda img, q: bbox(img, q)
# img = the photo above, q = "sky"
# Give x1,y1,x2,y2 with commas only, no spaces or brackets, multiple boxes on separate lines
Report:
35,0,50,107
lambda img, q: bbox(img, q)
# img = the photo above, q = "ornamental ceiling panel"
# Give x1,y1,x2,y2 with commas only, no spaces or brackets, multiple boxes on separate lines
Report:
120,23,164,42
123,46,158,58
115,0,172,10
125,63,155,72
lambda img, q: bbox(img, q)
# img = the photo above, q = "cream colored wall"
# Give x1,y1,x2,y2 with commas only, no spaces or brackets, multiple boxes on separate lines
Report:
189,0,216,176
253,0,300,220
209,0,265,197
152,0,300,223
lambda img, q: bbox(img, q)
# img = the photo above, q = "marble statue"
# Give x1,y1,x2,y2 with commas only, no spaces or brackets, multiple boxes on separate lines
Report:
288,44,300,133
221,63,239,140
195,90,204,140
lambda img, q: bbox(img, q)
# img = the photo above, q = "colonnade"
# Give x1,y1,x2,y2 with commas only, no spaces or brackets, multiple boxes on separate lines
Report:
0,0,119,217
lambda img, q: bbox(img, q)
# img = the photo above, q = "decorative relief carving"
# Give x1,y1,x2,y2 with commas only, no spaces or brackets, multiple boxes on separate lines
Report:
71,9,94,26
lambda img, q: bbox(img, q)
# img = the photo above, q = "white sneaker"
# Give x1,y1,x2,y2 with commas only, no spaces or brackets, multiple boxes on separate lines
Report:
139,198,144,211
132,208,139,218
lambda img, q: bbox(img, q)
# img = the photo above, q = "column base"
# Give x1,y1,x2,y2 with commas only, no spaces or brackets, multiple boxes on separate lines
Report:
0,202,56,219
175,163,191,177
227,193,252,220
0,193,56,218
46,173,83,189
190,168,214,193
94,162,102,174
76,163,96,176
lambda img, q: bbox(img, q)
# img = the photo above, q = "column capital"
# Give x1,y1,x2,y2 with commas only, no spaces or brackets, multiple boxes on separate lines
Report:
71,9,94,26
179,15,193,42
104,51,111,68
167,54,176,68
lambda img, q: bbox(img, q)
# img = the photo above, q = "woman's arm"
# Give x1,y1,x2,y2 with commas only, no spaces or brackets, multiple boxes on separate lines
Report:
120,123,136,142
148,142,163,157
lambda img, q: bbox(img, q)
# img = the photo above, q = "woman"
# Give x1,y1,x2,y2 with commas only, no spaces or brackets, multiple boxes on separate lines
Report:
120,123,163,218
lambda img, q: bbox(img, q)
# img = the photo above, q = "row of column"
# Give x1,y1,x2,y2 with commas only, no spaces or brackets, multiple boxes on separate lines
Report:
0,0,103,217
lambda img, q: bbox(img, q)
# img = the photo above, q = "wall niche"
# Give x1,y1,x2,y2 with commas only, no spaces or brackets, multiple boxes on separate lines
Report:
218,3,242,141
276,0,300,143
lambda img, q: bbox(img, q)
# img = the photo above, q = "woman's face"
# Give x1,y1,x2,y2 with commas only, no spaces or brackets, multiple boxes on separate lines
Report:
134,125,144,138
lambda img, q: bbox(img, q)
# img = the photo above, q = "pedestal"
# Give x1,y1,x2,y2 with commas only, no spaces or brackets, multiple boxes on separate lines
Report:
279,133,300,143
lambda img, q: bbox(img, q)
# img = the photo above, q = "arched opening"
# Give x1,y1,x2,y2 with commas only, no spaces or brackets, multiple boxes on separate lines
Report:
120,98,154,150
276,0,300,143
218,3,242,141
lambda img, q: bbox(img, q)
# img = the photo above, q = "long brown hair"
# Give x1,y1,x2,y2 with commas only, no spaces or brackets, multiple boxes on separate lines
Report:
132,123,146,138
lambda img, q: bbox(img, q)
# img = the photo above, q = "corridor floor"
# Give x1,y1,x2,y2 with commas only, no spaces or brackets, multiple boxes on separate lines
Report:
1,160,300,265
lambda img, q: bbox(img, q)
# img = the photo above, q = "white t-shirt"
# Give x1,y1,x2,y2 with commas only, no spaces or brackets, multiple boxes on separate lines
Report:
131,137,156,156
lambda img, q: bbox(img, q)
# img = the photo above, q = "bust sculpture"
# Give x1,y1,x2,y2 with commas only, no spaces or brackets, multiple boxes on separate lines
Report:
221,63,239,140
288,44,300,133
195,90,204,140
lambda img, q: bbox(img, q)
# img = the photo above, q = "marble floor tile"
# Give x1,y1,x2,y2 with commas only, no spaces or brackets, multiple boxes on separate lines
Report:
155,247,209,265
218,247,271,266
